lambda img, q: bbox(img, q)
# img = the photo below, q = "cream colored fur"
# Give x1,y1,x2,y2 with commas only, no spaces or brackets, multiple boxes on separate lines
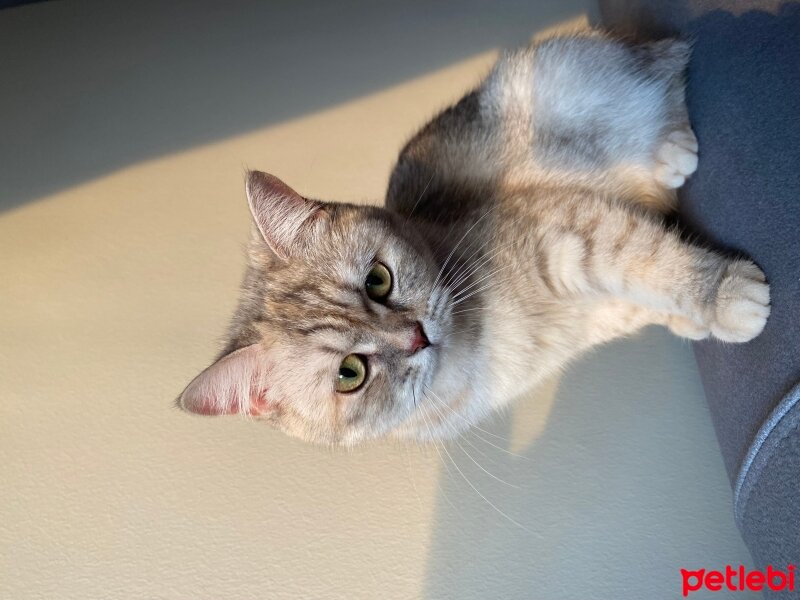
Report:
180,31,770,446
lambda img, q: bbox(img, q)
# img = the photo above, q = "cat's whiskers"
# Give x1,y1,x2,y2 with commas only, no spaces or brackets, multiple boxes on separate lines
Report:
442,239,517,295
431,221,459,258
450,306,495,317
415,404,472,521
425,386,529,460
438,323,482,346
439,328,481,344
424,222,468,318
424,394,520,489
439,236,493,292
403,173,435,225
433,228,484,291
421,393,531,532
451,265,512,302
431,260,513,334
401,444,427,516
446,245,514,289
421,218,459,275
451,274,512,307
431,204,499,292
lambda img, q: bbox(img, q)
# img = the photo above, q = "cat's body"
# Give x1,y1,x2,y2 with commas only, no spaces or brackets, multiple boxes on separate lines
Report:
179,31,770,446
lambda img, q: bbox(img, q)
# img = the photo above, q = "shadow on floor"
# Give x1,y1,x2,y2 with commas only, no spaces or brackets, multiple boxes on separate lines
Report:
421,327,758,599
0,0,593,211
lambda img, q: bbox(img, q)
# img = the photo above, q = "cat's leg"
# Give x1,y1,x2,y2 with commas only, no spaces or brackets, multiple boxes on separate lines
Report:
533,197,770,343
491,35,697,210
583,299,668,345
582,300,711,344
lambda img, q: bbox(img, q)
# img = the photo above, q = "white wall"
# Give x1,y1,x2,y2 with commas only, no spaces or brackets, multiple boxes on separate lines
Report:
0,1,757,598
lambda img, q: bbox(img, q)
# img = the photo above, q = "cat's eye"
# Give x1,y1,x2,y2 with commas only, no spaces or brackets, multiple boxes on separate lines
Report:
365,262,392,302
336,354,367,393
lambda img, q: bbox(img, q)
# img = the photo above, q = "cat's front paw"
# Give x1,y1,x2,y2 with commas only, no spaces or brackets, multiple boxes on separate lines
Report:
710,259,770,343
654,128,698,189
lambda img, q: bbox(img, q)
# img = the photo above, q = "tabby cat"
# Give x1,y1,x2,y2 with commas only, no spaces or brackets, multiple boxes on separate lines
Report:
179,31,770,446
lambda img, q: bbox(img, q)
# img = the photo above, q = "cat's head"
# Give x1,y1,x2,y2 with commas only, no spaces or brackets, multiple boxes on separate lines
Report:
178,170,471,445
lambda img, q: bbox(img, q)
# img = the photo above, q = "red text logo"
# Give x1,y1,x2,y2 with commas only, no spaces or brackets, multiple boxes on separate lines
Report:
681,565,795,596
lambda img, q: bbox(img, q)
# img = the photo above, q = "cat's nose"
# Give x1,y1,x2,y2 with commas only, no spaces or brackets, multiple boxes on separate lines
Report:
409,322,430,354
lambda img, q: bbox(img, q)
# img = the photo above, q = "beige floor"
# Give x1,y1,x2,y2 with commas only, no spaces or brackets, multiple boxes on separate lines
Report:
1,2,758,599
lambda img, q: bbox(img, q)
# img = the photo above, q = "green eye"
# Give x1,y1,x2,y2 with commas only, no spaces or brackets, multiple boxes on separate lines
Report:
365,262,392,302
336,354,367,393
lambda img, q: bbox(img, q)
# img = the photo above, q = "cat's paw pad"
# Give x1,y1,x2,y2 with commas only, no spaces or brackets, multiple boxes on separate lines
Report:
710,260,770,343
654,128,698,189
668,315,710,340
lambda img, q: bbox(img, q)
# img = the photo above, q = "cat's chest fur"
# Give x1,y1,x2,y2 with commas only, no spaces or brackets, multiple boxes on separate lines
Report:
416,185,659,416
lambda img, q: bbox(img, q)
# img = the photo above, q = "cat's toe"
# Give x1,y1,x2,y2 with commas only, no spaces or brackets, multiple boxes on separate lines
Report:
667,128,698,153
710,259,770,343
668,315,710,340
654,127,698,189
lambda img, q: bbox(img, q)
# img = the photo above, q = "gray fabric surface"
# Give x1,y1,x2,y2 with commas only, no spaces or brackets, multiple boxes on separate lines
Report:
598,0,800,580
735,382,800,598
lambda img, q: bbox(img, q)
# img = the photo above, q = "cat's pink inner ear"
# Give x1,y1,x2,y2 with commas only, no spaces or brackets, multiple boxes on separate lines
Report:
245,170,326,260
179,344,275,417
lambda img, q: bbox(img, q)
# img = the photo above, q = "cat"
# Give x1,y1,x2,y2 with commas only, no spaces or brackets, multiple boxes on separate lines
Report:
178,30,770,446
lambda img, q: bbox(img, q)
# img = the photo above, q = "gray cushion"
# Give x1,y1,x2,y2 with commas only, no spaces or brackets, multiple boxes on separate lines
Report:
736,384,800,581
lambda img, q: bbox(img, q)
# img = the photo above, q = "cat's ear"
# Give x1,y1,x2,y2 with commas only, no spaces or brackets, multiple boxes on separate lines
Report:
245,170,328,260
178,344,279,418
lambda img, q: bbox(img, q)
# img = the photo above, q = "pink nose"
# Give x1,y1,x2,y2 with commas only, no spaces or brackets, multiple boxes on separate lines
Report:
409,322,430,354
